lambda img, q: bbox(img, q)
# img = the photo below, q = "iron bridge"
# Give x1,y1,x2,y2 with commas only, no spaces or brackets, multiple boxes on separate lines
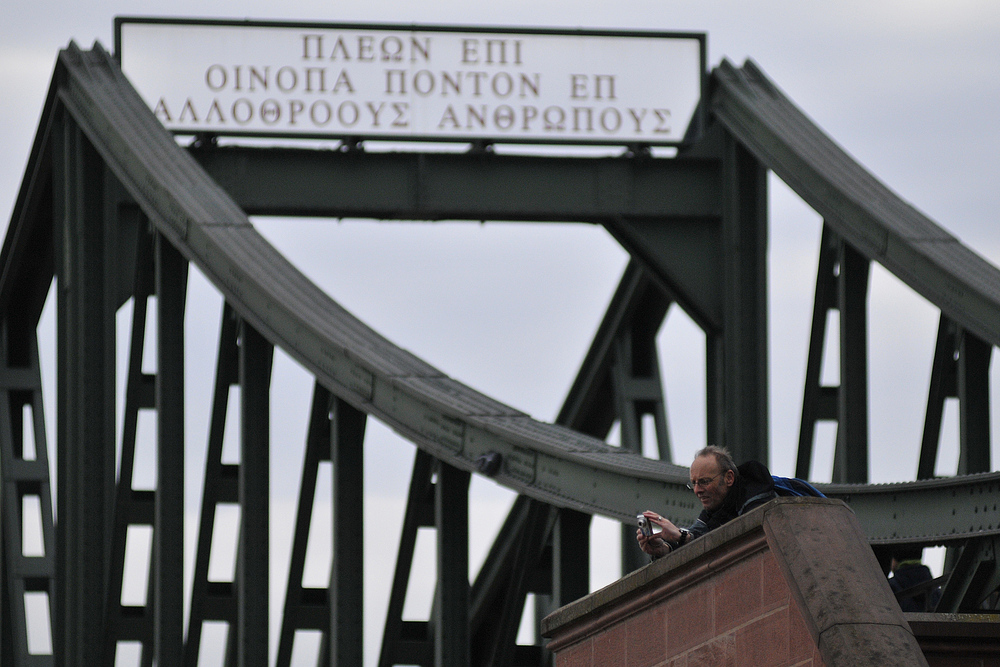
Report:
1,37,999,666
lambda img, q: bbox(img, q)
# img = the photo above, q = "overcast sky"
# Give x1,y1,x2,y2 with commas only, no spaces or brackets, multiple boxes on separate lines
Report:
3,1,1000,663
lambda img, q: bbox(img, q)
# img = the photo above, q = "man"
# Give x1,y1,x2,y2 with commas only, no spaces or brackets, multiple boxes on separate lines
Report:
888,548,937,612
636,445,776,559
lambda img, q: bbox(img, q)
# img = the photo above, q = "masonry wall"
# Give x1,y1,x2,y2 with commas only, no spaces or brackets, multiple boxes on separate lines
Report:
552,546,823,667
542,498,929,667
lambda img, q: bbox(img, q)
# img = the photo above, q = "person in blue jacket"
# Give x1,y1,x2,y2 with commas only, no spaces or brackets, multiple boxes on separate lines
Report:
636,445,776,559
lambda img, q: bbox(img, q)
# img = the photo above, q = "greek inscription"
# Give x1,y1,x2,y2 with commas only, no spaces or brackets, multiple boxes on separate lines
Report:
570,74,617,100
301,33,431,62
205,64,355,95
142,28,694,142
460,38,523,65
386,70,540,98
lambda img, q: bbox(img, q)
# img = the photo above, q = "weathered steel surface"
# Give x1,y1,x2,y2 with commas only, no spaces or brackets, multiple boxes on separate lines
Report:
3,39,1000,666
712,58,1000,348
15,39,1000,544
192,145,723,222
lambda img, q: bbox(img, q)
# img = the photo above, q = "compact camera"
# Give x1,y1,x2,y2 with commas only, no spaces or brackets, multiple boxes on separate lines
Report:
637,514,654,538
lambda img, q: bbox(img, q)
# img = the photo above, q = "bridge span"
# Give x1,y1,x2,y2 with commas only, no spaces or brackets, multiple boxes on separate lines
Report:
1,40,998,665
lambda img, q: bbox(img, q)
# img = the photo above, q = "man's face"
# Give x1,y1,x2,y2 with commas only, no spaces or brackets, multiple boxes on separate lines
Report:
690,455,735,511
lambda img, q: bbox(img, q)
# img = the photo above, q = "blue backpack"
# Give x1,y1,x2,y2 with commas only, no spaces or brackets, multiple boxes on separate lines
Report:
772,476,826,498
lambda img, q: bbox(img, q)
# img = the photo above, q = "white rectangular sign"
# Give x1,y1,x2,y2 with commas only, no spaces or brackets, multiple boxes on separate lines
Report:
116,18,704,145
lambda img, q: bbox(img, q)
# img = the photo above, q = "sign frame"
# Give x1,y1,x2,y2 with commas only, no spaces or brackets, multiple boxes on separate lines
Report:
115,16,706,146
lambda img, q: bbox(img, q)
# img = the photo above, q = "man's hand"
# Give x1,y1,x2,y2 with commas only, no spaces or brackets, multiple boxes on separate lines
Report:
635,510,682,558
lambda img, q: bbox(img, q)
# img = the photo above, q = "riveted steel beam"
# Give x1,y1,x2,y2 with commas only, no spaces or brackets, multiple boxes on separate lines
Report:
192,145,722,223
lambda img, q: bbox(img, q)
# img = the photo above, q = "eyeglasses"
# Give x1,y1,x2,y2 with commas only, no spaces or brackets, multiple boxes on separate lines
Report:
686,472,722,491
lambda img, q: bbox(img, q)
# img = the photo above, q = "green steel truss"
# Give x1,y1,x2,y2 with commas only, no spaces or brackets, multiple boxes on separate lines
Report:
0,42,998,666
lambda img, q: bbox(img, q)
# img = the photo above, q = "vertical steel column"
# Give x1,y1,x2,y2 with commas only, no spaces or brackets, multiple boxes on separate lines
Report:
795,226,871,483
720,133,769,464
331,396,367,665
273,386,368,665
471,498,555,666
705,333,724,451
434,461,470,667
552,508,590,605
918,316,959,479
610,327,672,461
238,322,272,667
833,241,870,483
155,234,187,663
796,226,839,479
183,304,240,667
379,449,435,667
53,113,116,666
958,331,992,475
468,496,558,665
1,506,6,667
103,225,155,665
534,506,592,660
0,329,55,667
613,327,671,574
276,383,333,666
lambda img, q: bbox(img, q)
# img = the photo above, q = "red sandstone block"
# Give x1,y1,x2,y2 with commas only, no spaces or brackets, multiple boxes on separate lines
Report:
714,553,763,633
627,605,666,667
761,551,790,612
593,622,626,666
686,635,736,667
665,586,715,654
788,600,819,663
735,607,790,667
557,637,593,667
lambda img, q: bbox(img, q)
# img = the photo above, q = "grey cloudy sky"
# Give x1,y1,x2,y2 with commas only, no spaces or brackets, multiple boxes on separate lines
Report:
3,1,999,662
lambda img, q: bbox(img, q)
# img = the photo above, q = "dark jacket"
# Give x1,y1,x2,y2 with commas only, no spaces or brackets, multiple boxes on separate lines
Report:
688,461,776,539
889,561,936,612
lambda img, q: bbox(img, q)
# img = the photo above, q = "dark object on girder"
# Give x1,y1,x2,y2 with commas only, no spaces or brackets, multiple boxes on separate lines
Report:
476,451,503,477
